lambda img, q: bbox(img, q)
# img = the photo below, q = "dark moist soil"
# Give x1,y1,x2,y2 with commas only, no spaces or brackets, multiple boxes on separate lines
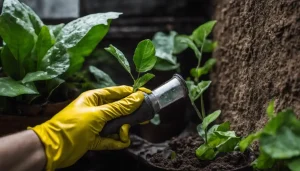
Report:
148,134,252,171
210,0,300,137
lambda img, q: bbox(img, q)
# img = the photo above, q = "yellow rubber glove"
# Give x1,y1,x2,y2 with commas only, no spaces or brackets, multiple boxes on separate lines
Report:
28,85,150,171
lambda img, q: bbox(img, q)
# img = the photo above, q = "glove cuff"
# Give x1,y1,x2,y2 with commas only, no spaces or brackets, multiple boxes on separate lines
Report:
27,124,55,171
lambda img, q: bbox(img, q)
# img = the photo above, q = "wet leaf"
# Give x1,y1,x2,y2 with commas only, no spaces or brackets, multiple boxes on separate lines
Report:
0,77,38,97
89,66,116,88
105,44,131,75
133,73,155,92
1,45,24,80
202,110,221,130
133,39,157,72
48,23,65,37
176,35,201,59
188,80,211,101
173,35,188,54
192,20,217,47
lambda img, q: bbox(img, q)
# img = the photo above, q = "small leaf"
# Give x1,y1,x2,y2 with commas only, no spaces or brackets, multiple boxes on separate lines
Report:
207,121,230,135
190,58,216,78
48,23,65,37
189,81,211,101
192,20,217,47
288,158,300,171
239,131,262,152
197,123,206,140
36,26,55,70
154,58,180,71
0,77,39,97
266,99,275,118
252,151,275,169
170,151,177,160
152,31,177,65
133,39,157,72
105,45,131,75
150,114,161,125
133,73,155,92
173,35,188,54
202,40,218,53
202,110,221,130
176,35,201,59
216,136,240,152
89,66,116,88
196,144,218,160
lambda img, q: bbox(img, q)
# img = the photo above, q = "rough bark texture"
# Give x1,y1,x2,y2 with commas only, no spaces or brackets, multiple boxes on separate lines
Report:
211,0,300,136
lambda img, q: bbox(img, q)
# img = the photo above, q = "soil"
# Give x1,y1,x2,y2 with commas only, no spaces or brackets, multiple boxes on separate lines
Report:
147,134,253,171
210,0,300,136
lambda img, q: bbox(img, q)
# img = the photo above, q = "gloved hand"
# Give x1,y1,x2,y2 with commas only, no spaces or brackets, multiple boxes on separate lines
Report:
28,85,151,171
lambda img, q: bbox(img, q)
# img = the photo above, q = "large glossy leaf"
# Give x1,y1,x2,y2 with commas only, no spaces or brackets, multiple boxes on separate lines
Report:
239,131,262,152
58,12,121,76
189,80,211,101
192,20,217,47
176,35,201,59
133,73,155,92
152,31,177,65
190,58,216,78
36,26,55,70
0,77,38,97
48,23,65,38
196,144,218,160
105,44,131,74
2,0,44,35
0,13,36,63
1,45,24,80
89,66,116,88
22,43,70,83
133,39,157,72
202,110,221,130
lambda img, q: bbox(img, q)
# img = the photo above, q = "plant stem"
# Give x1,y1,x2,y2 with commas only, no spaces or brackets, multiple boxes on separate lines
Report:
191,100,202,120
129,73,135,82
200,95,206,119
196,32,207,69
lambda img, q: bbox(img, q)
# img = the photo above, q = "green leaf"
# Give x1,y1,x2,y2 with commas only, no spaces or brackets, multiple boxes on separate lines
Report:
0,13,36,63
89,66,116,88
150,114,161,125
266,99,275,118
133,39,157,72
252,150,275,169
202,110,221,131
36,26,55,70
48,23,65,37
58,12,121,76
154,58,180,71
207,121,230,135
239,131,262,152
0,77,38,97
1,45,24,80
173,35,188,54
133,73,155,92
152,31,177,65
188,80,211,101
196,144,218,160
202,40,218,53
216,136,240,152
288,158,300,171
192,20,217,47
190,58,216,78
197,123,206,140
2,0,43,35
104,44,131,75
176,35,201,59
22,43,70,83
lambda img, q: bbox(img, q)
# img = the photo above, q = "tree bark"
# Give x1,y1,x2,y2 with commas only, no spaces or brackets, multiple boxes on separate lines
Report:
211,0,300,136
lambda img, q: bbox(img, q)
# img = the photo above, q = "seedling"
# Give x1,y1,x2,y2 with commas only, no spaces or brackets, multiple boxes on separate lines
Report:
105,39,157,92
239,100,300,171
0,0,118,102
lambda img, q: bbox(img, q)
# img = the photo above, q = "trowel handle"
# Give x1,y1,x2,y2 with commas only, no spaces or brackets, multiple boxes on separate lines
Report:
99,96,155,137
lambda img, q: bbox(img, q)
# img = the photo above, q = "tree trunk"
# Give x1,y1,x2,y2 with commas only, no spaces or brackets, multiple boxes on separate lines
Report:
211,0,300,136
